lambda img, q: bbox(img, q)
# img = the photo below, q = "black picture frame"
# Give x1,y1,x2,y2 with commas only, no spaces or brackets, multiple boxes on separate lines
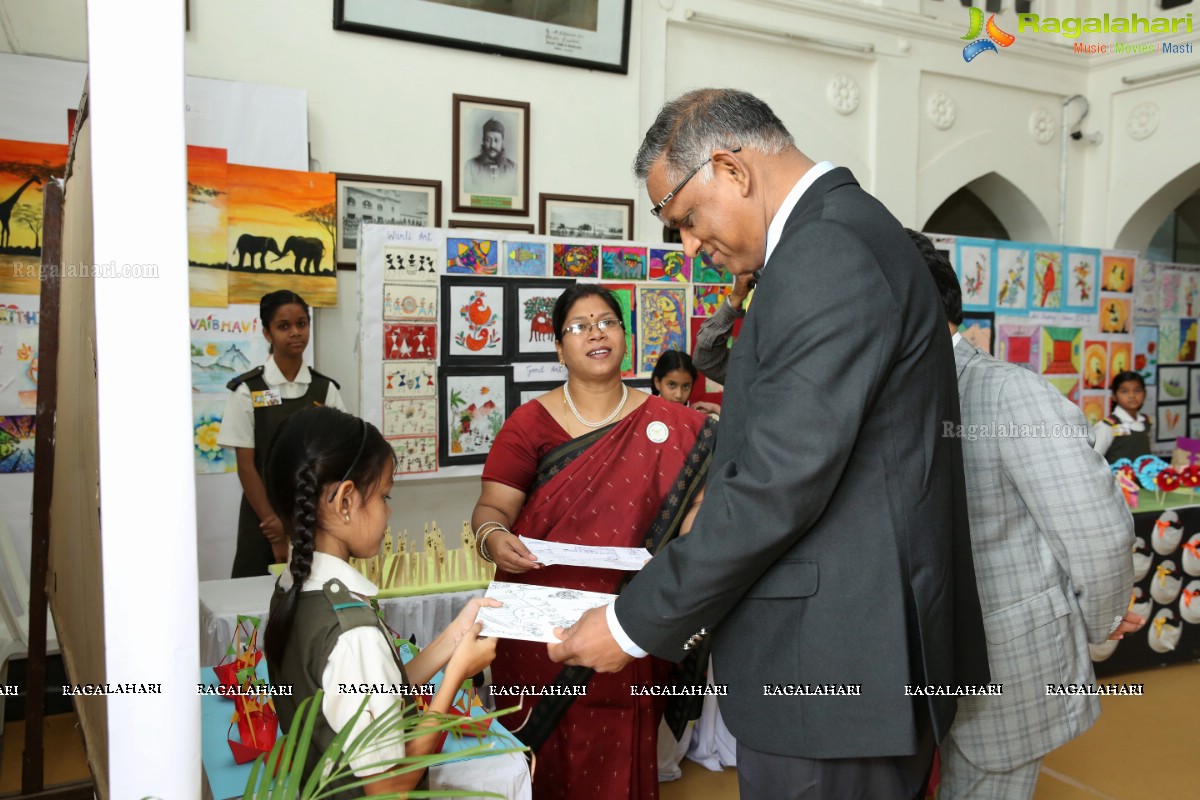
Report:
438,366,514,467
440,276,510,366
505,278,575,362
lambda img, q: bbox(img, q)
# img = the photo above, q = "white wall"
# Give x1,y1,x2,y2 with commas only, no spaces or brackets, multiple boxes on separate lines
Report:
4,0,1199,582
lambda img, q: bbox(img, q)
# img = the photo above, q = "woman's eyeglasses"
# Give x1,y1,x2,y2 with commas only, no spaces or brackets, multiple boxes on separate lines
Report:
562,318,624,337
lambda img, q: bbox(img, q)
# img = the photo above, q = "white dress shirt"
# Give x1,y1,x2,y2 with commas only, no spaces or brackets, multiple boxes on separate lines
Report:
1092,405,1149,458
217,356,345,449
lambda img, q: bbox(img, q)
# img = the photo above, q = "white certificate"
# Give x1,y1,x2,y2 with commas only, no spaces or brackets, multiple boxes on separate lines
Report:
475,581,616,644
519,536,652,571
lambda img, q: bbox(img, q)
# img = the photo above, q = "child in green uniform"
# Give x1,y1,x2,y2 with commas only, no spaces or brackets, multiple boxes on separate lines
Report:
1094,370,1153,463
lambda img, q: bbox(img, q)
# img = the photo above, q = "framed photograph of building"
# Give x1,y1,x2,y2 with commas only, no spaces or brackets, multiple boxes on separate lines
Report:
336,173,441,267
452,95,530,216
539,193,633,240
334,0,633,75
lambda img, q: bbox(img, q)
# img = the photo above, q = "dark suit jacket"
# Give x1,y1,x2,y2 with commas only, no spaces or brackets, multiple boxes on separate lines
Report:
615,168,990,759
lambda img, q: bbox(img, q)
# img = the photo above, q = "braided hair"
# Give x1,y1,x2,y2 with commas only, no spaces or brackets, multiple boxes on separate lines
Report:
260,290,310,354
262,407,395,666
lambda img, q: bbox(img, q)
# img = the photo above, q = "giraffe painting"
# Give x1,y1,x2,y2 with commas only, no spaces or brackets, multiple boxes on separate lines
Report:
0,177,41,249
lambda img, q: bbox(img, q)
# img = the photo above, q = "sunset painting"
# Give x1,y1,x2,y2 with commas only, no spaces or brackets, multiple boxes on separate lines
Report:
0,139,69,295
226,164,337,307
187,146,229,306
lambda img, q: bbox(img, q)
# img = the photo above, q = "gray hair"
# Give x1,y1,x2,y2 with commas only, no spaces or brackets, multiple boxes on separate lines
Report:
633,89,796,185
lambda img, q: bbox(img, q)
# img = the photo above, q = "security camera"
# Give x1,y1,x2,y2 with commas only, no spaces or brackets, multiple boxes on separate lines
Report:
1070,130,1083,141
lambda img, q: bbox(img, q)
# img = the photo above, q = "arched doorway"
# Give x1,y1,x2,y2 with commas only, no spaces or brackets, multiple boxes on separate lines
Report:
921,172,1053,243
924,186,1009,240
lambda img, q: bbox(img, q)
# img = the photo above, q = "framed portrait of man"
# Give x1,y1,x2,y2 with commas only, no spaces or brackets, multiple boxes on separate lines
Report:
452,95,530,216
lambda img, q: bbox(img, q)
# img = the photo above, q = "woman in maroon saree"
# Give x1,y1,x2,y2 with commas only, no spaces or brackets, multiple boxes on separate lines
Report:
472,285,714,800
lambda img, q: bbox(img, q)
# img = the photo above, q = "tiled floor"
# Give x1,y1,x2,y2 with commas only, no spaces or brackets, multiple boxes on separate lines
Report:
661,661,1200,800
3,662,1196,797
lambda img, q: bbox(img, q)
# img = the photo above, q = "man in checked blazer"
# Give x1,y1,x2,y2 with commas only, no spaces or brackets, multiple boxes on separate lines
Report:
550,89,991,799
918,231,1141,799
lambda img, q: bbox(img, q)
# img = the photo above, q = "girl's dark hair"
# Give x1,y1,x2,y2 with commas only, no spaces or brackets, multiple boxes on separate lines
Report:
260,290,310,353
650,350,697,395
1110,370,1146,394
551,284,625,341
262,407,395,667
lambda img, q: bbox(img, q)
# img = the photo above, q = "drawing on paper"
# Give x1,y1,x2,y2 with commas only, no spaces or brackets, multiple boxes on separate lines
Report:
553,243,599,278
996,324,1040,372
1031,250,1062,309
384,398,436,437
389,435,437,475
1102,255,1135,293
1083,341,1109,390
1067,251,1097,308
446,238,498,275
1081,395,1106,427
504,242,547,276
384,246,439,281
515,286,567,356
187,145,229,307
601,246,647,281
693,251,732,285
960,312,993,355
383,360,437,399
1040,327,1080,375
0,415,34,473
445,372,507,460
1158,366,1188,405
192,394,233,475
383,283,437,321
995,247,1028,311
648,249,689,282
1179,318,1197,362
693,284,732,317
448,285,504,356
518,536,651,570
475,581,617,643
191,340,254,392
1134,326,1158,385
1099,296,1131,334
958,245,992,308
0,299,40,413
1109,341,1132,379
383,323,437,361
637,287,686,374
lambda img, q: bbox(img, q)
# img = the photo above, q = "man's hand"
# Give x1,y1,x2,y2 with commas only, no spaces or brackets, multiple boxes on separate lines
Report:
729,273,755,310
1108,610,1147,640
547,605,634,673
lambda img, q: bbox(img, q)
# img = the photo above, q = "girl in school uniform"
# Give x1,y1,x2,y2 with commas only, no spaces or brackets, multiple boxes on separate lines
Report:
262,406,501,796
1094,370,1153,463
218,290,345,577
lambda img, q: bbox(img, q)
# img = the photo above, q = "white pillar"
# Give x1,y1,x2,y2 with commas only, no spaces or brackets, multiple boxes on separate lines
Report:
86,0,198,795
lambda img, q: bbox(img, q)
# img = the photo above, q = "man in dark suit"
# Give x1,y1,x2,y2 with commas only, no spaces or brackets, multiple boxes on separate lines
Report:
549,88,990,799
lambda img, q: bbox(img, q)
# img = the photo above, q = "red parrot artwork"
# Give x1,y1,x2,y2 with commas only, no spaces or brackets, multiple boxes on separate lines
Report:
1041,261,1056,307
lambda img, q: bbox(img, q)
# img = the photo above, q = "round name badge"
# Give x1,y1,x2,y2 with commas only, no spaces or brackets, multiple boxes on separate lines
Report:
646,421,669,443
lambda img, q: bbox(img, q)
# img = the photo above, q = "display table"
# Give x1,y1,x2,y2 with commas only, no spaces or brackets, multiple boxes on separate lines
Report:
198,575,484,667
1092,492,1200,677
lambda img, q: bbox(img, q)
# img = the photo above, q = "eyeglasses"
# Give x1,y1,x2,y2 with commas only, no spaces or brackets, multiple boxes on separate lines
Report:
328,419,368,502
562,318,623,337
650,146,742,222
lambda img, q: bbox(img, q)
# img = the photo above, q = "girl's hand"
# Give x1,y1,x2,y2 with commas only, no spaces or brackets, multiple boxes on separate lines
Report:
451,597,502,643
270,540,289,563
487,530,542,574
447,623,497,679
260,515,285,543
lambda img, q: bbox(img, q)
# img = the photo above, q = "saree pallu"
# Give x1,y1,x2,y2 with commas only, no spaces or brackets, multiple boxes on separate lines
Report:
486,397,714,800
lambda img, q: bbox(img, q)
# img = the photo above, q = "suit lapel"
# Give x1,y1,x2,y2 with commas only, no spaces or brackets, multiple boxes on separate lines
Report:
954,336,981,379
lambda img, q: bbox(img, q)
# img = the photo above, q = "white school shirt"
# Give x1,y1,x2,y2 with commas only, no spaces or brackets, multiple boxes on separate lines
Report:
1093,405,1149,458
217,356,346,449
279,552,407,775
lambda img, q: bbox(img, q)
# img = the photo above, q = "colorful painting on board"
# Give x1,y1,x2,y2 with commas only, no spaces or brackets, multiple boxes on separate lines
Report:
1180,318,1198,362
693,284,732,317
1134,260,1157,320
1158,405,1186,441
957,242,993,310
503,242,547,277
994,247,1029,313
0,415,35,473
191,394,233,475
1065,249,1098,311
1109,341,1132,379
189,305,268,393
1045,377,1080,404
383,361,436,399
637,287,686,374
1040,327,1081,375
1101,255,1135,293
1159,324,1181,373
552,243,598,278
385,246,440,281
1158,366,1188,405
445,283,505,359
0,295,40,414
648,249,689,283
1181,271,1200,317
1083,341,1108,390
602,282,637,376
693,251,732,285
226,164,337,306
514,285,570,360
1081,395,1107,427
388,435,437,475
688,316,742,404
1098,296,1131,334
996,323,1040,372
1031,250,1062,309
187,145,229,306
383,283,437,322
383,397,436,437
0,139,69,295
446,238,498,275
441,371,508,465
383,323,437,361
1134,326,1158,384
961,312,994,355
601,246,647,281
1159,269,1183,316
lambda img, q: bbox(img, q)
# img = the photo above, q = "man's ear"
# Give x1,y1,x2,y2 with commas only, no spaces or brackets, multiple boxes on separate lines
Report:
713,149,751,198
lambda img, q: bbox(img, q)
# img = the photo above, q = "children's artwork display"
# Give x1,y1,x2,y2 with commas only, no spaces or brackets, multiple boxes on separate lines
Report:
1178,318,1198,362
384,361,437,399
0,294,40,415
1134,326,1158,384
994,245,1029,314
1065,248,1099,312
1109,341,1132,378
601,282,637,376
637,286,686,374
1158,366,1188,405
441,277,507,364
957,240,994,311
388,435,437,474
446,237,498,275
996,322,1041,372
192,394,233,475
1040,327,1081,375
383,283,437,321
476,581,617,643
1031,249,1062,309
384,397,436,437
693,284,732,317
1083,340,1109,390
960,311,994,354
693,251,733,285
503,241,547,276
507,280,573,361
189,305,268,393
0,415,35,473
1102,254,1135,293
1081,394,1107,426
601,245,647,281
648,248,689,283
384,323,437,361
1099,296,1132,334
552,243,599,278
0,138,69,296
187,145,230,307
438,369,510,466
385,245,440,281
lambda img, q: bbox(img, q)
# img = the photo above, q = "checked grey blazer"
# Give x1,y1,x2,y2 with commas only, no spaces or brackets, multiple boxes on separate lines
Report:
947,337,1134,770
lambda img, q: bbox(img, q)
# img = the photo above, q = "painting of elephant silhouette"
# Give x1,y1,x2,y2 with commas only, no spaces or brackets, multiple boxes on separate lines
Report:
275,236,325,274
232,234,281,269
